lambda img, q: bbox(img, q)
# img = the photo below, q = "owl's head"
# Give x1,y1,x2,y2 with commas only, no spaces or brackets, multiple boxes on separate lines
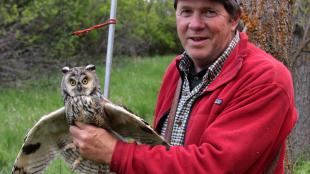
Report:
61,64,101,98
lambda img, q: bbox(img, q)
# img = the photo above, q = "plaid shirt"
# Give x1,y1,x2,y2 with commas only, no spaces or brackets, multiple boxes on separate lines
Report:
161,33,240,146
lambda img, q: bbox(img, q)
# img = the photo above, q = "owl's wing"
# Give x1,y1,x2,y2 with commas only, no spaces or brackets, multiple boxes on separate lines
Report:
12,107,114,174
12,107,68,174
103,102,169,147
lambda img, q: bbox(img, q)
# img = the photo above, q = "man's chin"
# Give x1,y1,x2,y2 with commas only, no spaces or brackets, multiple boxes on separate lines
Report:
186,51,216,66
186,51,210,60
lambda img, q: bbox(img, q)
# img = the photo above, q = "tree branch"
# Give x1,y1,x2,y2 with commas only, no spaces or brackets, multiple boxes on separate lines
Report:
291,38,310,67
302,20,310,41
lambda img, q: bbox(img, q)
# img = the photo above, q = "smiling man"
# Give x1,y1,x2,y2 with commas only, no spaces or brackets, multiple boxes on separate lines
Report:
70,0,297,173
176,0,239,72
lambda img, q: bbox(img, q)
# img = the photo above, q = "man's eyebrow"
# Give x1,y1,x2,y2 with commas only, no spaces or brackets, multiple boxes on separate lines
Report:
178,5,192,10
178,4,217,10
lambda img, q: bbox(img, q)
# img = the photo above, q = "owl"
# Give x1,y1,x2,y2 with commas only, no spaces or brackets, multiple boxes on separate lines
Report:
12,64,169,174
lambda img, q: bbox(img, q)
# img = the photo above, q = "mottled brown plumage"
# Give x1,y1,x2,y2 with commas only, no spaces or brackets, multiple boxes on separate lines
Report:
12,65,169,174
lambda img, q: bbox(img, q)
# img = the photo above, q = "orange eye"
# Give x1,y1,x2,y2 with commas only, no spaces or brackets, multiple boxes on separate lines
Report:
82,78,88,85
70,79,76,86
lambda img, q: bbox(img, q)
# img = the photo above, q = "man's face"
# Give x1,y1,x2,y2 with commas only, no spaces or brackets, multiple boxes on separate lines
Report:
176,0,239,71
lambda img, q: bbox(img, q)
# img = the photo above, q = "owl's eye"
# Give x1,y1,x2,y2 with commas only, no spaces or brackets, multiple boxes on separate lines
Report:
70,80,76,86
82,78,88,85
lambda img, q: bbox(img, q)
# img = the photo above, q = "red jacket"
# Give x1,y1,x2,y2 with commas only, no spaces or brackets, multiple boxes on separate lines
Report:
110,33,297,174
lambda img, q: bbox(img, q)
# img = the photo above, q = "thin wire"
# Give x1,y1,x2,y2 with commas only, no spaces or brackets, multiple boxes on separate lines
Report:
59,0,65,172
60,1,65,173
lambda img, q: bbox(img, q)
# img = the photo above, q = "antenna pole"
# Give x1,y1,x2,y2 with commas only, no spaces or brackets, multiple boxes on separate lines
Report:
104,0,117,98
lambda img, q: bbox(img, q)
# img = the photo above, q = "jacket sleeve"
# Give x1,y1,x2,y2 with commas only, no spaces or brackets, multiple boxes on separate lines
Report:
109,83,296,174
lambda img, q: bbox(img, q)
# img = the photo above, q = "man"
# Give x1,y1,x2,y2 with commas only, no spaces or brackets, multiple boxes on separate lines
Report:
70,0,297,173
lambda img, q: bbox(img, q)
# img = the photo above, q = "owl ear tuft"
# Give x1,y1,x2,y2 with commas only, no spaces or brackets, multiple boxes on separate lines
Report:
62,67,70,74
86,64,96,71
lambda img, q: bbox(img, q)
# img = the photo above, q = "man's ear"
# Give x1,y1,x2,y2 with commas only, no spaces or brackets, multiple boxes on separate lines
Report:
231,13,241,31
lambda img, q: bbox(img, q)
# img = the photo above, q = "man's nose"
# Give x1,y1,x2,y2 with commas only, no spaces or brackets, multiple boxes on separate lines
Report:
188,13,205,30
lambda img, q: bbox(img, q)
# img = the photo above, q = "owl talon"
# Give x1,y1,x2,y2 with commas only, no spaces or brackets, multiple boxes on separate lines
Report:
64,143,77,151
72,156,83,170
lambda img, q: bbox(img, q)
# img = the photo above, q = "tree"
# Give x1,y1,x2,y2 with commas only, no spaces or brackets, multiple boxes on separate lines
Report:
290,0,310,166
239,0,310,173
0,0,178,86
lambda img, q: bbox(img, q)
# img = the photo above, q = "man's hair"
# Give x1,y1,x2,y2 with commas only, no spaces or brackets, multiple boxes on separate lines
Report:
174,0,241,20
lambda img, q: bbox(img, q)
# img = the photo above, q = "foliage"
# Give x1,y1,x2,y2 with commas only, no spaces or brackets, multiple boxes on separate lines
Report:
0,0,178,57
0,0,179,85
294,160,310,174
115,0,179,56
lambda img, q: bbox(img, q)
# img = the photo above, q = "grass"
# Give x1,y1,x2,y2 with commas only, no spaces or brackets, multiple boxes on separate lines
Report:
1,55,309,173
0,55,173,173
294,159,310,174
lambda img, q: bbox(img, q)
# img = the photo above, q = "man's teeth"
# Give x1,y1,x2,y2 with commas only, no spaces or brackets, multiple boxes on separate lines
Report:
192,37,205,41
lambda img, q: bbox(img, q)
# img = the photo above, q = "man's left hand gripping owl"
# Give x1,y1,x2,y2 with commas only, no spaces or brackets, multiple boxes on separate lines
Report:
12,64,169,174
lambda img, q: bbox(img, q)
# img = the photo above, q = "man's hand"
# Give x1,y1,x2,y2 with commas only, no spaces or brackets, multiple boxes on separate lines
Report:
69,122,117,164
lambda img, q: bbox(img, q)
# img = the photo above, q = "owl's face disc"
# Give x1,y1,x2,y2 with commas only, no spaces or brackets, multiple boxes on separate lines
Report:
61,66,99,97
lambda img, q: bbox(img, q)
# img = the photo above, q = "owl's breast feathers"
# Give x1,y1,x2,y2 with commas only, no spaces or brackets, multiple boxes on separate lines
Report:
65,95,106,127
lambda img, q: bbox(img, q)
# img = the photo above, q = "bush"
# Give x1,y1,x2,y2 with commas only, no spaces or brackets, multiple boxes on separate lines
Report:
0,0,180,86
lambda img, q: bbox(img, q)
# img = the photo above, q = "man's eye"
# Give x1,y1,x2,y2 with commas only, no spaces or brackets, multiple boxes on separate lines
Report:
203,10,217,18
179,9,192,17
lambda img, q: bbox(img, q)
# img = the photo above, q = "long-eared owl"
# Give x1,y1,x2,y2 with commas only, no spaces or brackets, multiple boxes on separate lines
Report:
61,64,108,127
12,64,168,174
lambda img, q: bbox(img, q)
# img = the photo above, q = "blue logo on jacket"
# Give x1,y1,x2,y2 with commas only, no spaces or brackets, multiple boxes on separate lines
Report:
214,98,223,105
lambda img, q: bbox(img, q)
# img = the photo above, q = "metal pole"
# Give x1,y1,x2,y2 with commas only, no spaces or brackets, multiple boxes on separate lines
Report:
104,0,117,98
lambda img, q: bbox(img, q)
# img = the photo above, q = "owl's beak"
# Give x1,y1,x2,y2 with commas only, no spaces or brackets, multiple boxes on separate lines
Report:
77,84,83,92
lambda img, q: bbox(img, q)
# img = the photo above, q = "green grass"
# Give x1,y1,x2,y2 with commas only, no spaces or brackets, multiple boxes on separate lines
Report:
294,159,310,174
0,55,173,173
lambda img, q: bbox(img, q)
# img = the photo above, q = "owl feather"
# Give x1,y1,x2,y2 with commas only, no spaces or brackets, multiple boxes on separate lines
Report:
12,65,169,174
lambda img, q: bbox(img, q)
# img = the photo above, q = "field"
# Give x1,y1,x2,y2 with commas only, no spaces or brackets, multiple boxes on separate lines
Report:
0,56,309,173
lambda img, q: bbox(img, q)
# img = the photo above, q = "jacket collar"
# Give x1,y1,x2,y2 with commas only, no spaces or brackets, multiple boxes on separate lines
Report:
205,32,249,92
154,33,249,129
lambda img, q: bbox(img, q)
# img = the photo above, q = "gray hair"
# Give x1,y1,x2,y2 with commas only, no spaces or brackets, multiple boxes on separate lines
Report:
174,0,241,20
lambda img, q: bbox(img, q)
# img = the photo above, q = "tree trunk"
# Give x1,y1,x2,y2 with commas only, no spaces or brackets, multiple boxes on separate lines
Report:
290,0,310,165
240,0,293,66
240,0,310,173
